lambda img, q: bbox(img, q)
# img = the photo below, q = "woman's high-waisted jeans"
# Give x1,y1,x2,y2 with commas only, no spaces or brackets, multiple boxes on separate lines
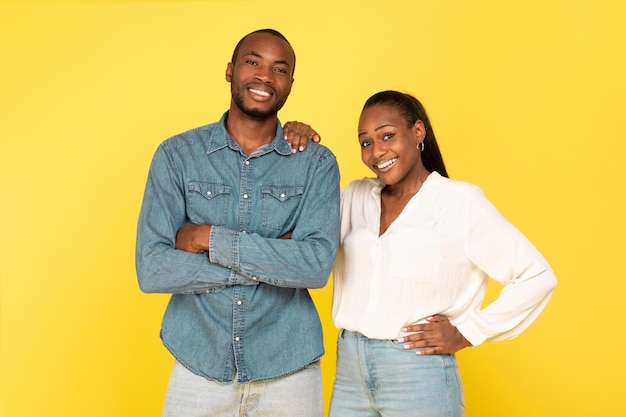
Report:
329,329,465,417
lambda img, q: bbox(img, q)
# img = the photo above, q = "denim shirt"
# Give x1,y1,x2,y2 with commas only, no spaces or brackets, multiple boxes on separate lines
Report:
136,112,340,383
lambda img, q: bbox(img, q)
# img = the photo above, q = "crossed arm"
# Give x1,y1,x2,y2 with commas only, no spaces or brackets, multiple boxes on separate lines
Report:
136,121,339,293
175,225,292,253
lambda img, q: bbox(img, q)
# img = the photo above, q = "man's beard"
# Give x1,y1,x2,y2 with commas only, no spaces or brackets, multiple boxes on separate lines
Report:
231,83,288,119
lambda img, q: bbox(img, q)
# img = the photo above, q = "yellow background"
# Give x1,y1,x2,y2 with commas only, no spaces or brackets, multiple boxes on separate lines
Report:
1,0,624,416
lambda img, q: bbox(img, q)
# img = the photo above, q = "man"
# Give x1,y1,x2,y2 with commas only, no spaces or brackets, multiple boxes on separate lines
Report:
136,29,340,417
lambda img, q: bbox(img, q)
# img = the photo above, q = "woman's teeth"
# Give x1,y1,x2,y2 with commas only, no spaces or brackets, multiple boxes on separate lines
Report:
377,158,397,169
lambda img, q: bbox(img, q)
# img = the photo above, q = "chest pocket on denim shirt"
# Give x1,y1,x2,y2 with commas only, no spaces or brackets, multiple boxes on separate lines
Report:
261,185,304,230
187,181,230,226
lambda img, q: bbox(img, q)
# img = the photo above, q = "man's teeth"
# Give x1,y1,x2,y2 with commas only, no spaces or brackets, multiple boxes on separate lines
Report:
250,88,270,97
377,158,397,169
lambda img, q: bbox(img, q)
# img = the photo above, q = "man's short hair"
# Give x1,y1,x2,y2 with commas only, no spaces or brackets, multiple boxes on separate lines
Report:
230,28,296,76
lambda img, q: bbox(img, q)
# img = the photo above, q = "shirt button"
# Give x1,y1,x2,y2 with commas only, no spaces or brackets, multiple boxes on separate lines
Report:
235,337,240,342
252,277,258,281
206,191,212,196
245,161,250,165
243,194,249,199
280,193,286,199
237,300,242,305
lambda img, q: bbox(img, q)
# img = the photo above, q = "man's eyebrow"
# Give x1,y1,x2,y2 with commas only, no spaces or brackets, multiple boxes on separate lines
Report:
242,51,262,59
243,51,291,68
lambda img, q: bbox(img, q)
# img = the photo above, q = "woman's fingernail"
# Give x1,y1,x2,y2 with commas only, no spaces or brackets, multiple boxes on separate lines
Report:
299,146,304,152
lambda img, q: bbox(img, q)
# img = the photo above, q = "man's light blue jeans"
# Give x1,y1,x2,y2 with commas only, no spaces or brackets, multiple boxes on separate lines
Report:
163,360,322,417
329,330,465,417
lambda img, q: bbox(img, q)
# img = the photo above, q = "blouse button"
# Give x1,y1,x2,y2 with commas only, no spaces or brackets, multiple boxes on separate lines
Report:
243,194,249,199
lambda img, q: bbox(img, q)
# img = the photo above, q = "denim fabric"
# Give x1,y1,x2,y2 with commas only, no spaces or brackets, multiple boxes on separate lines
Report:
329,330,465,417
162,360,323,417
136,111,341,383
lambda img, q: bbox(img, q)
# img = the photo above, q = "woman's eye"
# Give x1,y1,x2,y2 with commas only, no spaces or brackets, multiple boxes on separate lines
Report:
360,140,371,148
383,133,395,141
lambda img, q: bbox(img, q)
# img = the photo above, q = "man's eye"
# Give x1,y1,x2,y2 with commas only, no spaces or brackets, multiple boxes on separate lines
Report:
274,68,287,74
246,60,258,66
360,141,371,148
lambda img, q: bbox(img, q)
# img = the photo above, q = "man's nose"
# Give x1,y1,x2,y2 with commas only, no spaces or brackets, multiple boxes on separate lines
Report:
254,65,273,83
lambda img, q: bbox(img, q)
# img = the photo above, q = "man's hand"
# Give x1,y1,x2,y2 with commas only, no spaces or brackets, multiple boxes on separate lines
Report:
397,315,472,355
278,232,292,240
175,224,212,253
283,121,320,153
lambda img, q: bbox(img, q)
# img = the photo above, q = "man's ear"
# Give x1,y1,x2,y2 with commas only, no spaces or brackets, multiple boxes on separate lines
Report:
225,62,233,82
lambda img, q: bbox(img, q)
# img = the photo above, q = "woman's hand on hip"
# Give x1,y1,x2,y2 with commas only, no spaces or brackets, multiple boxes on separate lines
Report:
397,314,472,355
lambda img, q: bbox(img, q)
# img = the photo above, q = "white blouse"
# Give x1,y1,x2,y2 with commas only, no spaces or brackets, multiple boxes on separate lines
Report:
331,171,556,346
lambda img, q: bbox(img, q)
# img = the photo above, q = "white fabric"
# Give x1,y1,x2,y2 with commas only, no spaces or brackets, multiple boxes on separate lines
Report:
332,171,556,346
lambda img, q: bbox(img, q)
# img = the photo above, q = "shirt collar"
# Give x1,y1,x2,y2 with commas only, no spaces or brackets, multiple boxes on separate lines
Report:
206,111,292,156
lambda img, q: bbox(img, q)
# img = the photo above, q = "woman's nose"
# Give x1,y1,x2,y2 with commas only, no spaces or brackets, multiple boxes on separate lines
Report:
372,141,386,157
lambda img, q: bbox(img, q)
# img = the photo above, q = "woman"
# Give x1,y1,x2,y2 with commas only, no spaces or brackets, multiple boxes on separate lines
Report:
286,90,556,416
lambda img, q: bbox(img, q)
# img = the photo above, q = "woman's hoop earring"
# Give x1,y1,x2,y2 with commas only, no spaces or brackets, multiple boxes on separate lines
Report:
417,141,425,152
